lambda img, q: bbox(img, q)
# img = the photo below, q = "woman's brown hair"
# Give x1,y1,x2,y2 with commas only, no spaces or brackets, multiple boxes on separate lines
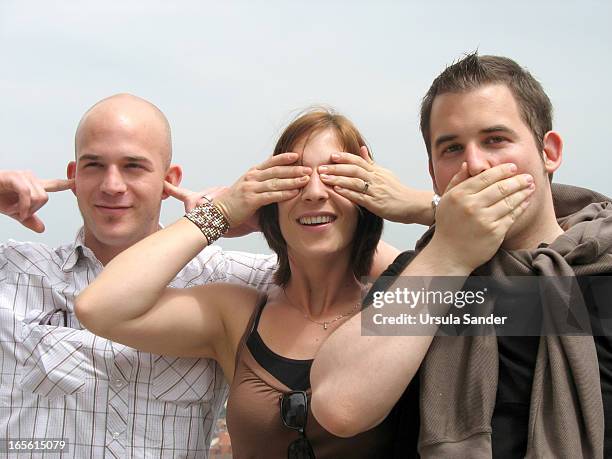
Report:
258,108,383,286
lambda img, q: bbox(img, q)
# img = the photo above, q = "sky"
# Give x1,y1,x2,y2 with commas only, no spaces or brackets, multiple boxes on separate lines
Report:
1,0,611,254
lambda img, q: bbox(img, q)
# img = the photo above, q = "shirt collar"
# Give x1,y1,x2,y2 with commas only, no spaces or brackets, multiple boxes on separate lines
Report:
61,227,97,272
61,224,165,272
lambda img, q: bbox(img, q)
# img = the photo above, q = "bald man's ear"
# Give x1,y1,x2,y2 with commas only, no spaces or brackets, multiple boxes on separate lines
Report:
66,161,77,196
162,164,182,200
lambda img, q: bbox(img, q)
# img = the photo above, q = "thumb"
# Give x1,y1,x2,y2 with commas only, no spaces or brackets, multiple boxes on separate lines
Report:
444,162,470,193
21,215,45,233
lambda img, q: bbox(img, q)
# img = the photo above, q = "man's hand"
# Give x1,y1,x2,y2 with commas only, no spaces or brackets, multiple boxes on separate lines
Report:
0,170,74,233
163,182,259,237
428,162,535,272
163,182,227,213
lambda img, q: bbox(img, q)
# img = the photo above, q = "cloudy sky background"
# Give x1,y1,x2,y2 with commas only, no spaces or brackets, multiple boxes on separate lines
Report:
2,0,611,254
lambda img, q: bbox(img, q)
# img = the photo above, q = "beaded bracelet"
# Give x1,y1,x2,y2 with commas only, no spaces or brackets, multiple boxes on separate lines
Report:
184,201,229,244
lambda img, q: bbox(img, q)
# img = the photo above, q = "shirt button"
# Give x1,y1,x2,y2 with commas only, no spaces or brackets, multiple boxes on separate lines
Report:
113,379,124,389
112,432,120,439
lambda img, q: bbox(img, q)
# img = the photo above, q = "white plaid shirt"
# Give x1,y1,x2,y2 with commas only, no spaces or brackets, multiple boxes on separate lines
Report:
0,229,276,458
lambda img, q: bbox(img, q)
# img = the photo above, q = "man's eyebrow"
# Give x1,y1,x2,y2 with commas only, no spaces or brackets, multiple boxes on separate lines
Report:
124,155,153,165
481,125,518,136
434,134,457,149
77,154,154,165
78,154,102,161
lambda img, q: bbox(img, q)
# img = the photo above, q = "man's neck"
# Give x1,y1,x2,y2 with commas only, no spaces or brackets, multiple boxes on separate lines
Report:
84,238,129,266
83,225,161,266
501,200,564,251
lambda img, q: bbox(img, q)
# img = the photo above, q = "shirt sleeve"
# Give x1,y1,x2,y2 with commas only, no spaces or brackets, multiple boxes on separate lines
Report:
172,245,277,290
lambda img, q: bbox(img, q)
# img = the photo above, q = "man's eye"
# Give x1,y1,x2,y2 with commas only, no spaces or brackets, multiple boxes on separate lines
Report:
442,144,462,155
485,136,506,144
126,163,143,169
84,162,102,168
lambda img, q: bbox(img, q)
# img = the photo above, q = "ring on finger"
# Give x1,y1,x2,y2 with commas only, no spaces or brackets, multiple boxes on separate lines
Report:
362,181,370,194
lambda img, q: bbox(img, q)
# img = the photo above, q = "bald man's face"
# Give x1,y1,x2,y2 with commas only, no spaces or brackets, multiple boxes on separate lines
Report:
68,105,174,252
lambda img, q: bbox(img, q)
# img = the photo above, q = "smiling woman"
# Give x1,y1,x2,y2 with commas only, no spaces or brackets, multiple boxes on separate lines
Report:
74,107,432,458
259,110,382,287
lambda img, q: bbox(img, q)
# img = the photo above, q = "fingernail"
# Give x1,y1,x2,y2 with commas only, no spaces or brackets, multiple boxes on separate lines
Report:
528,183,535,190
523,174,533,183
331,153,340,160
320,174,329,180
302,167,312,174
508,164,517,173
301,175,310,181
318,165,328,173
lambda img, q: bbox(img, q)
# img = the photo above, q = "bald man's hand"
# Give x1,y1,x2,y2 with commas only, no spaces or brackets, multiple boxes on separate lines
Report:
0,170,74,233
163,182,259,238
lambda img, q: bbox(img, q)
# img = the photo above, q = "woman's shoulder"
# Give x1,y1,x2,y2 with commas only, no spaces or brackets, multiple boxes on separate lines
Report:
189,282,262,321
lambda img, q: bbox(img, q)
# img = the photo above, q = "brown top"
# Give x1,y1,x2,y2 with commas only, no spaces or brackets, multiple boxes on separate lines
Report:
226,293,397,459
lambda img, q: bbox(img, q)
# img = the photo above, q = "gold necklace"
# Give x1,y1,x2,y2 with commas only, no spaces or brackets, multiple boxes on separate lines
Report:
283,289,362,330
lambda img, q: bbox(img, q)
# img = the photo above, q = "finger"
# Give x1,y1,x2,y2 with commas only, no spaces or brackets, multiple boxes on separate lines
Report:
257,175,310,192
444,162,470,193
5,202,19,217
255,189,300,206
256,152,300,170
495,193,532,232
329,152,374,171
457,163,518,195
320,174,368,193
488,184,535,221
478,173,534,208
42,178,74,192
27,178,50,214
20,214,45,233
359,145,374,164
333,186,369,207
255,165,312,181
163,181,192,201
318,163,370,181
17,182,32,221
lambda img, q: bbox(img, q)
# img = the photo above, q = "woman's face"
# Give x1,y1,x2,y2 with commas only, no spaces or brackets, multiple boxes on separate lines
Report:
278,129,359,262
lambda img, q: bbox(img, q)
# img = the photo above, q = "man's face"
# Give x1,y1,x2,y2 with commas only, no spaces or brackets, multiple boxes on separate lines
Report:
428,83,552,241
69,111,170,251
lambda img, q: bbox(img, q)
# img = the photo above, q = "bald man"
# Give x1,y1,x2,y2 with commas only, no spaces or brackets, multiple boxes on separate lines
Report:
0,94,281,458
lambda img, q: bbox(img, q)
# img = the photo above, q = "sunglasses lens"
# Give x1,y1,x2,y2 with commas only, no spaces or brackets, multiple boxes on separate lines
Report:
281,392,307,429
288,437,314,459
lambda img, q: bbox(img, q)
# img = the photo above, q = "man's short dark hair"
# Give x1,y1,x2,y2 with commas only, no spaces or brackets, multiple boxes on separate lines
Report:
420,52,553,157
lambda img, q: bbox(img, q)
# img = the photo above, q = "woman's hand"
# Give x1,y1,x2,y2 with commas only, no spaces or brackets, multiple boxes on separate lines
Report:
318,147,434,225
214,153,312,228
